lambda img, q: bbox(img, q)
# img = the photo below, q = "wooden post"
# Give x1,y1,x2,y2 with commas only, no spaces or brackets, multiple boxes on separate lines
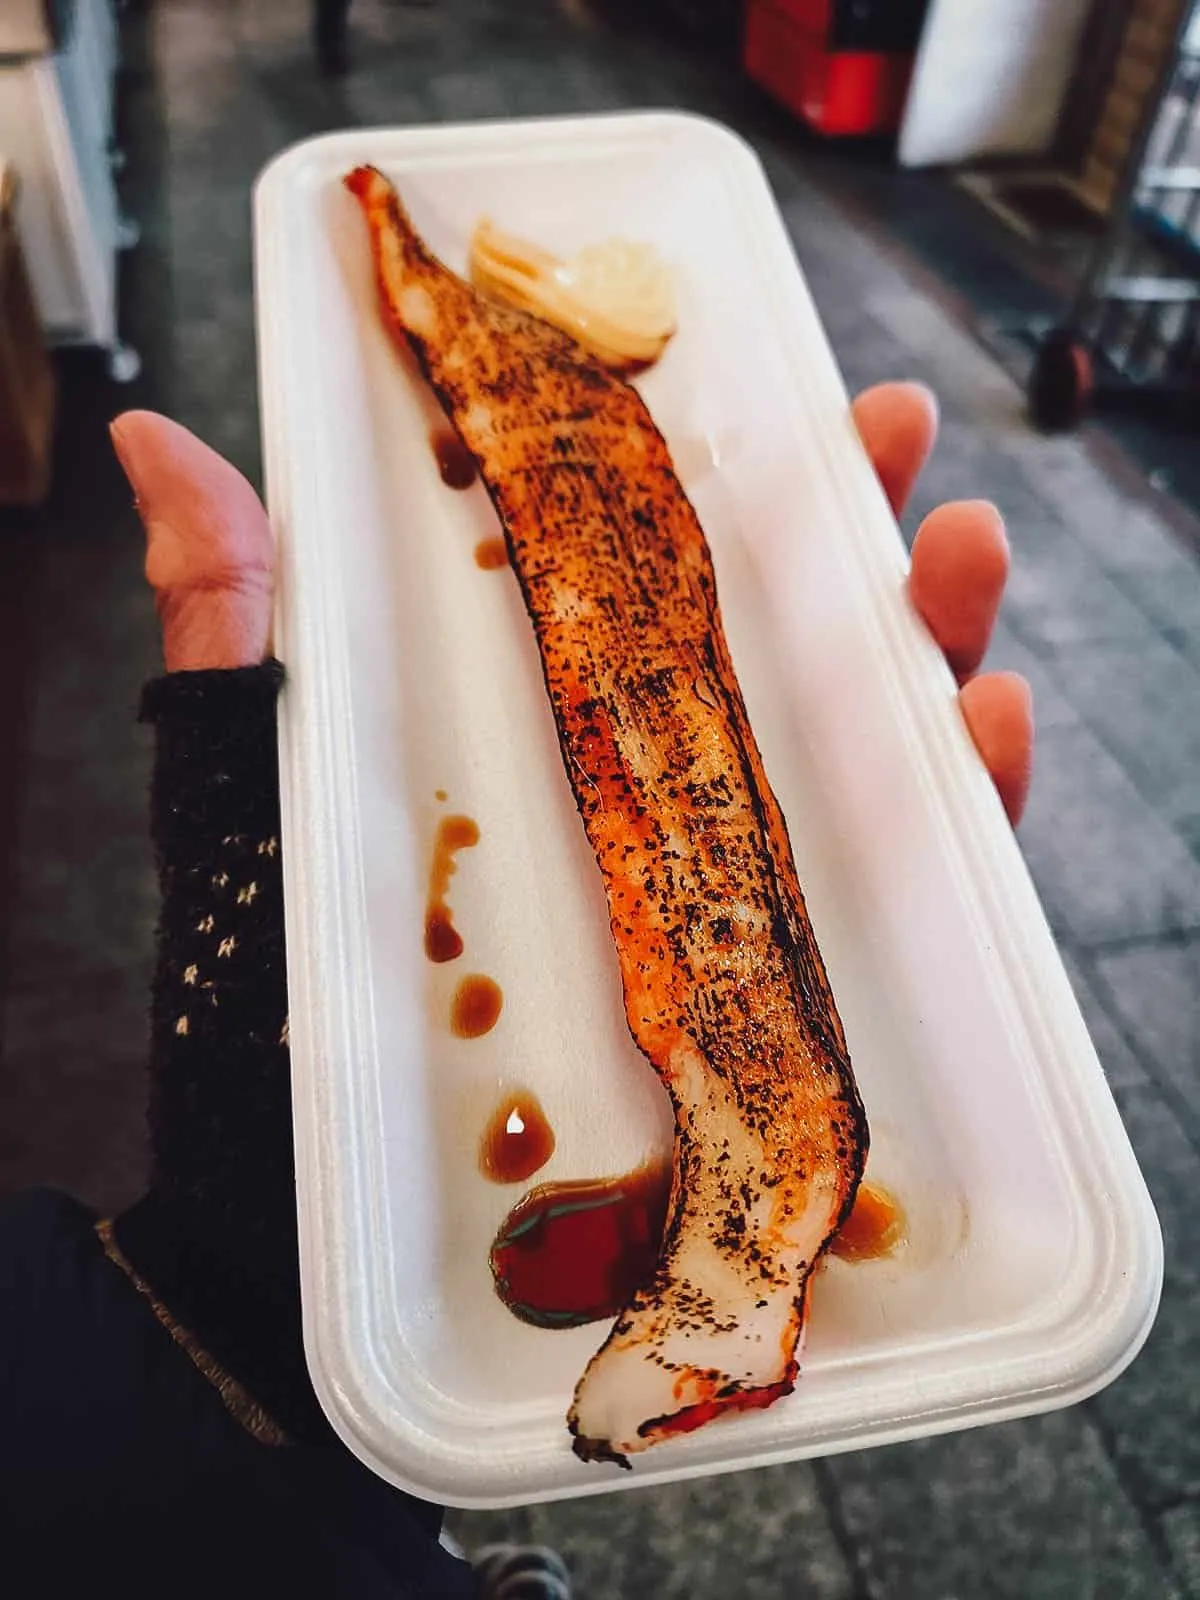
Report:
1078,0,1192,214
0,159,56,507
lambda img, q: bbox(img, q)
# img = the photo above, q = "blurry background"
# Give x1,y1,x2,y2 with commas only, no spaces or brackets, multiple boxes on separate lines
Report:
1,1,1199,1594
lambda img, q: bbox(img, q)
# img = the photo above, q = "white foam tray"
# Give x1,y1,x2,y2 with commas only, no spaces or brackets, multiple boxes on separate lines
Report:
253,112,1162,1510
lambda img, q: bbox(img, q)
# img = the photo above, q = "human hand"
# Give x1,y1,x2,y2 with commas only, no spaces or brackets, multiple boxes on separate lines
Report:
109,412,275,673
110,393,1032,822
852,382,1032,825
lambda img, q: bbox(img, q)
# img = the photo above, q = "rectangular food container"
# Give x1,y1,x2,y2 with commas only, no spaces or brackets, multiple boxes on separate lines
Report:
253,111,1162,1509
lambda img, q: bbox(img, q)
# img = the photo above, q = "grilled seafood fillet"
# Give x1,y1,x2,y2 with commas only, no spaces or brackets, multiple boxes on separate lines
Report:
346,167,868,1464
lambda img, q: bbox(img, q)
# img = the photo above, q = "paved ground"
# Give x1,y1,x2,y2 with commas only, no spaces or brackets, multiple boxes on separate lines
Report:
2,2,1199,1594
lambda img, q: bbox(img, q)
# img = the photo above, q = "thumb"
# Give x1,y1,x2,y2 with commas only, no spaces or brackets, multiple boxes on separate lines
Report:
110,411,275,672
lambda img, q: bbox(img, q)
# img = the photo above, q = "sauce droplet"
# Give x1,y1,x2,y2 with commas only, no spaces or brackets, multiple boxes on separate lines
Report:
829,1181,905,1262
431,427,477,490
424,815,478,963
435,789,447,803
490,1159,672,1327
451,974,503,1038
474,537,509,570
479,1089,555,1183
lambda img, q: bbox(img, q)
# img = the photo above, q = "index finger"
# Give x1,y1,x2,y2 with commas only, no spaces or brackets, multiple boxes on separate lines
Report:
851,382,939,516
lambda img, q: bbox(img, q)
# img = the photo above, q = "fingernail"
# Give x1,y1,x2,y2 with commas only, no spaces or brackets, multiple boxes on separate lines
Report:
109,415,133,472
109,419,140,511
109,413,156,515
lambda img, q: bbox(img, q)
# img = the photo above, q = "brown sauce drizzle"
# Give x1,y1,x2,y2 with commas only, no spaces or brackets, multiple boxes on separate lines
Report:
489,1159,672,1328
479,1089,555,1183
828,1182,905,1262
451,974,503,1038
424,815,478,963
474,537,509,570
431,427,477,490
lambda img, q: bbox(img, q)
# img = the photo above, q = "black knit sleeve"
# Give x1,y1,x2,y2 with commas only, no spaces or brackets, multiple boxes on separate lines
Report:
111,660,326,1443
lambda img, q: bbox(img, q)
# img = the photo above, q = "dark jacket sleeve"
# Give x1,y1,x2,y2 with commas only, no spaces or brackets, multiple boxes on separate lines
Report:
0,1188,473,1599
111,660,322,1442
0,663,475,1600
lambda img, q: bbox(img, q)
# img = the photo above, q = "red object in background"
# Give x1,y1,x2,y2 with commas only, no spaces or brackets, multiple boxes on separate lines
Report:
772,0,833,30
743,0,915,138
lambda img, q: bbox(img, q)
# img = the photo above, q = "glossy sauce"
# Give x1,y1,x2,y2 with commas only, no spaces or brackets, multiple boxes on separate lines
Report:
451,974,503,1038
490,1164,904,1329
474,537,509,571
828,1182,905,1262
424,814,478,963
431,427,478,489
479,1089,555,1183
489,1159,672,1328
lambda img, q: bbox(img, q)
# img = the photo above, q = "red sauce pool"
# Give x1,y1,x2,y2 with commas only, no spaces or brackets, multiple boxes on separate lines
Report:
479,1089,554,1183
431,428,477,490
490,1166,904,1329
489,1159,672,1328
450,974,503,1038
424,815,478,963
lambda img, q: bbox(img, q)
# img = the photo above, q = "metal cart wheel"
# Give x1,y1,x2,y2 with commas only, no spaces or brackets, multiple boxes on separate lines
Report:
1028,326,1094,432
